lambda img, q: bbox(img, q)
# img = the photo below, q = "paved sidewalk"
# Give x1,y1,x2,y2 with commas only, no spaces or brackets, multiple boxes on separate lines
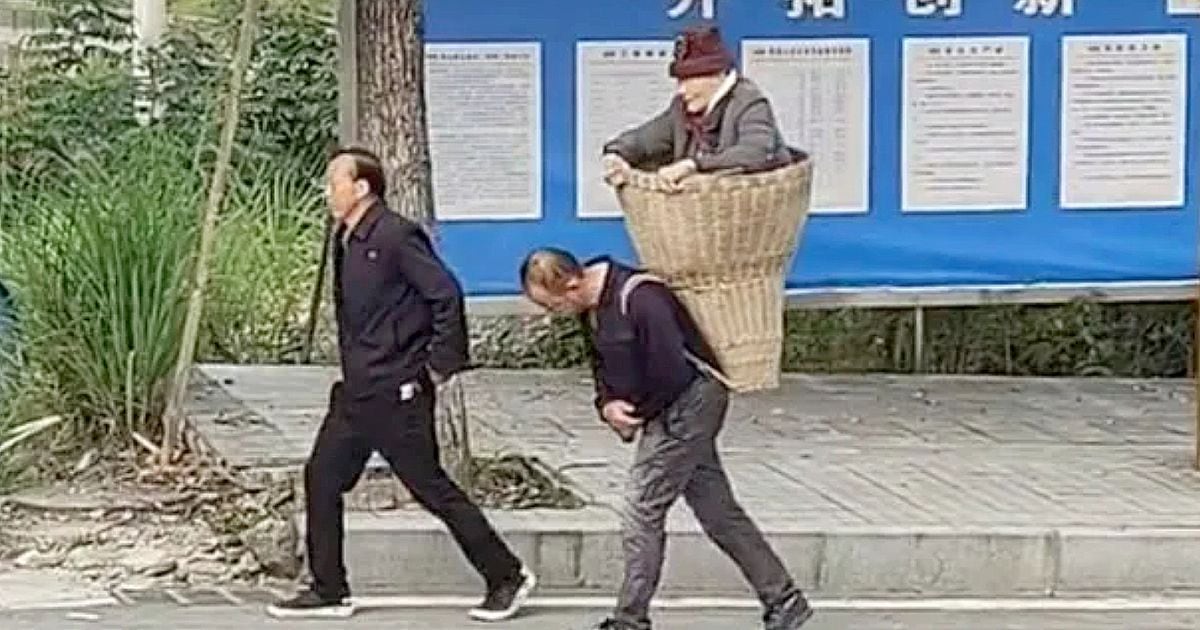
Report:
11,601,1200,630
186,365,1200,598
0,570,115,612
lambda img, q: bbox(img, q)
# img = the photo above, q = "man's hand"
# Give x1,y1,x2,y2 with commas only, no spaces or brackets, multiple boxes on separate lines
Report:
602,400,643,442
602,153,632,188
656,159,697,192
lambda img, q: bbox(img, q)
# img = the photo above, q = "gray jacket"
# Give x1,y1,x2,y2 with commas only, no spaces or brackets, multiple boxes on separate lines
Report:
602,77,788,173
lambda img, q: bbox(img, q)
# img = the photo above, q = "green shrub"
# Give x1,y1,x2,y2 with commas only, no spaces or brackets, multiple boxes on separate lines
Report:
205,160,325,363
0,0,138,192
467,302,1193,379
0,0,336,486
2,0,337,189
0,130,198,445
154,1,337,173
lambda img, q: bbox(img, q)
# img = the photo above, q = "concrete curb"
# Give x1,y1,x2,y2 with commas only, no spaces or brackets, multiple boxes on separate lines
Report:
0,570,118,613
348,594,1200,612
313,511,1200,598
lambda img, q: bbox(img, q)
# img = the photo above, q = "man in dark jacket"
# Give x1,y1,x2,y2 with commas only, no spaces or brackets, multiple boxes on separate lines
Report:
602,23,789,191
519,248,813,630
268,147,535,622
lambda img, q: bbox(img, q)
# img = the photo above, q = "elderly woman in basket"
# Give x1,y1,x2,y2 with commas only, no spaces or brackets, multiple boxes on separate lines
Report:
602,23,790,192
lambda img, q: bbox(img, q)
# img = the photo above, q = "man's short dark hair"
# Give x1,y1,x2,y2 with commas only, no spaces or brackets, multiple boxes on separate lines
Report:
329,145,387,198
519,247,583,291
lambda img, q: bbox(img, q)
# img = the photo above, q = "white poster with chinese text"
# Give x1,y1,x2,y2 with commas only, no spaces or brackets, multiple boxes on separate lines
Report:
902,36,1030,212
743,38,870,214
1061,34,1188,209
425,42,542,221
576,41,676,218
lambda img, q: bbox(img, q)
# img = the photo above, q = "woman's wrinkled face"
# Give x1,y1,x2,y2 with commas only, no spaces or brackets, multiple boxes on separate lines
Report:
677,74,723,113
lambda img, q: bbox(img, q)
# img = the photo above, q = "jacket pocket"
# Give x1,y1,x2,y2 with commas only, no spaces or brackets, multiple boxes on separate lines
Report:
594,328,640,397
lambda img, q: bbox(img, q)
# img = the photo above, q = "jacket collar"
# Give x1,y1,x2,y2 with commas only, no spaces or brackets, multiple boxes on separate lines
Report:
705,69,739,116
342,197,385,243
584,255,628,312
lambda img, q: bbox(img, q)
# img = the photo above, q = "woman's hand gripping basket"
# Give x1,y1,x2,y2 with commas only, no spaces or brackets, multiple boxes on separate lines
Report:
615,149,813,392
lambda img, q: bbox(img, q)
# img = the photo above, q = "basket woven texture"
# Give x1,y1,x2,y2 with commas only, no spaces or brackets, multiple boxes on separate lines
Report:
616,153,813,392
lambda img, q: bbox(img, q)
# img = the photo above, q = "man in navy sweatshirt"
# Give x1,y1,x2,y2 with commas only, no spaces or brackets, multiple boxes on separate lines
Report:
518,248,813,630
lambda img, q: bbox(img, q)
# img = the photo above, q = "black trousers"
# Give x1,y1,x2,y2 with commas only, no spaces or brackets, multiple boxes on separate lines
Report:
304,380,521,598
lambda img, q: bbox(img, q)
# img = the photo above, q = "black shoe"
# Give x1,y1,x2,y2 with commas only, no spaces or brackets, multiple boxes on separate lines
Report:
588,619,639,630
763,590,814,630
266,588,355,619
468,565,537,621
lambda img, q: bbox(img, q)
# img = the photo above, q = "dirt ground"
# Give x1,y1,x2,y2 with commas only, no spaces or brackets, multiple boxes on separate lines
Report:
0,455,298,593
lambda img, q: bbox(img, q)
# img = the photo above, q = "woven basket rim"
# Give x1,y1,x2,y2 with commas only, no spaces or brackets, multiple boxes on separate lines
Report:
622,147,811,194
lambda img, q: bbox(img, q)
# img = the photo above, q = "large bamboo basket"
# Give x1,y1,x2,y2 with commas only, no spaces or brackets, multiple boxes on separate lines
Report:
616,149,813,392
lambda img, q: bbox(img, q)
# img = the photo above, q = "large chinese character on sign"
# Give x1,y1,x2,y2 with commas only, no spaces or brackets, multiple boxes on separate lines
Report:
786,0,847,19
906,0,963,17
668,0,716,19
1013,0,1074,16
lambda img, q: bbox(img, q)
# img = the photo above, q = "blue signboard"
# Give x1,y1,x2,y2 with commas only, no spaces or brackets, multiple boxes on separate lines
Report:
416,0,1198,298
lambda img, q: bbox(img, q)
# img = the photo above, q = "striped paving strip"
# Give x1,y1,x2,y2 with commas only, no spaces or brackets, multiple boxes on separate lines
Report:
108,589,135,606
162,589,192,606
211,586,247,606
108,586,284,607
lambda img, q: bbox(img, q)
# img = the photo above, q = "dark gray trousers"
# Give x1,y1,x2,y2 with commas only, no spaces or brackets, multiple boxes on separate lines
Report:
614,375,796,629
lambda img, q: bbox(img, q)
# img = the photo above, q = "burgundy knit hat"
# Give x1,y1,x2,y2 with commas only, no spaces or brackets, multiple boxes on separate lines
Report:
669,24,734,79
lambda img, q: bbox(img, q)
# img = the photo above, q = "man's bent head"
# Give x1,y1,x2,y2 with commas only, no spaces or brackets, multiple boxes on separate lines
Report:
669,23,734,113
519,248,592,316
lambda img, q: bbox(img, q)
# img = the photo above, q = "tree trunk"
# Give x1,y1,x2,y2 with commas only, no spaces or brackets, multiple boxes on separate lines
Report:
352,0,472,489
356,0,434,225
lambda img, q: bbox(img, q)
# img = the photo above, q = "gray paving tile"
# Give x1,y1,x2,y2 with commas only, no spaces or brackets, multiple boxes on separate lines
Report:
188,365,1200,531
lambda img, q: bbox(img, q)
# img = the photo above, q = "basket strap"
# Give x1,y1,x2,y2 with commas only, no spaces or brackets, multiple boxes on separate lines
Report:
619,273,734,389
618,272,667,317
